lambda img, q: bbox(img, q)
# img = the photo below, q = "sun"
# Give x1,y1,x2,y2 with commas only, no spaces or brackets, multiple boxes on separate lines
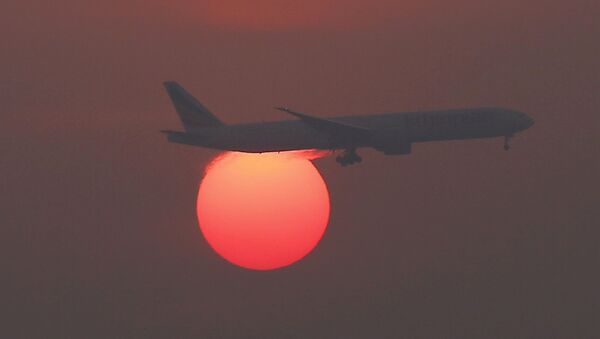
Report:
197,151,330,270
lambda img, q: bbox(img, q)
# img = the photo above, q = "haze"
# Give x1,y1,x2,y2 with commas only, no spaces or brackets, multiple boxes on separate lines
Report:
2,0,599,337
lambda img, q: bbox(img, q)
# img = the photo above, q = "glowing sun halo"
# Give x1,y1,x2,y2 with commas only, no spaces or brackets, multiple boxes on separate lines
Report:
202,1,331,29
197,152,330,270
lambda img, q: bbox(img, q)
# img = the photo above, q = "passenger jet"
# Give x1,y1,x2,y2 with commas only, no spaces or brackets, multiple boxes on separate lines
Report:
161,82,534,166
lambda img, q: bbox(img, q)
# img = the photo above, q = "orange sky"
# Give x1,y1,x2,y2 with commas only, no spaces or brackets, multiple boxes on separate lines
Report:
5,0,594,31
3,0,599,336
125,0,412,29
200,0,336,29
194,0,424,29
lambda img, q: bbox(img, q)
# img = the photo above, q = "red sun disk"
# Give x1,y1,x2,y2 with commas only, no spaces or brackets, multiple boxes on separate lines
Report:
197,152,330,270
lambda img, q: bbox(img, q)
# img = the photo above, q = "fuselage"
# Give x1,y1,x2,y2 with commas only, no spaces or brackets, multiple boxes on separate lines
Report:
167,107,534,153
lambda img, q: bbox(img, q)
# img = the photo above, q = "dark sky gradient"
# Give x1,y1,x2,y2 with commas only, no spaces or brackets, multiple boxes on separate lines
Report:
2,1,599,337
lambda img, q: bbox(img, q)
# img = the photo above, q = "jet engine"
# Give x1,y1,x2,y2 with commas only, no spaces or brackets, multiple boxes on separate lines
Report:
372,131,412,155
376,143,412,155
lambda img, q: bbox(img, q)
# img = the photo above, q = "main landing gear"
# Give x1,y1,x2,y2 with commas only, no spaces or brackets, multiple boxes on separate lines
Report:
336,148,362,166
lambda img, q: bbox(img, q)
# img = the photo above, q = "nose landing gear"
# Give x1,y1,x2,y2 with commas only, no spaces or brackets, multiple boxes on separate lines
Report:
504,135,512,151
336,148,362,166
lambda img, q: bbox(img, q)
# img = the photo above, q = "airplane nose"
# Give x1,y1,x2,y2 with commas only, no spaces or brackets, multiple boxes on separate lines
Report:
517,114,534,130
514,114,534,131
526,116,534,128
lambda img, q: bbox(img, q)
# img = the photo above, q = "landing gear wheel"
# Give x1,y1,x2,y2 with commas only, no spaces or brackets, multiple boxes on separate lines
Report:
336,156,349,167
335,148,362,166
504,136,512,151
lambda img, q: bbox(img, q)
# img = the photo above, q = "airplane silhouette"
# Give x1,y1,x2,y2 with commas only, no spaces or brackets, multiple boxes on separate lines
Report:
161,82,534,166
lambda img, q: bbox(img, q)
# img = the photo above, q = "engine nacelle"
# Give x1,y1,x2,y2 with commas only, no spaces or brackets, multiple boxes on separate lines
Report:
372,131,412,155
377,142,412,155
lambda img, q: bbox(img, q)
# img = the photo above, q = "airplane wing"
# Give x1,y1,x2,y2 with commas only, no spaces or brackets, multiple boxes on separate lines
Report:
275,107,371,139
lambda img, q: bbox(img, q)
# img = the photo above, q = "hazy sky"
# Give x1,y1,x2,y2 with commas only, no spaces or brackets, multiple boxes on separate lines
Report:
2,1,599,337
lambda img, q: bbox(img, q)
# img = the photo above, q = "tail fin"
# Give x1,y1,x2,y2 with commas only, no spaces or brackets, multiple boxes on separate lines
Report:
163,81,224,131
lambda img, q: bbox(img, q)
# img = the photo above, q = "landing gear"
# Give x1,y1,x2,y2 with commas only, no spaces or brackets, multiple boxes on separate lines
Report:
504,135,512,151
336,148,362,166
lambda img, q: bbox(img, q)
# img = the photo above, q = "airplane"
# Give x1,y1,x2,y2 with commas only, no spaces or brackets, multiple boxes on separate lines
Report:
161,81,534,166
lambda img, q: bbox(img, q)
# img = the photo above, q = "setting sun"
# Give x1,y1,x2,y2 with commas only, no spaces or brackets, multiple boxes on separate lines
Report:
197,151,330,270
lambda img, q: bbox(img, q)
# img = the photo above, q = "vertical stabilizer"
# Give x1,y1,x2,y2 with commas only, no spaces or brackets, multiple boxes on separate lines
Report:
163,81,224,131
